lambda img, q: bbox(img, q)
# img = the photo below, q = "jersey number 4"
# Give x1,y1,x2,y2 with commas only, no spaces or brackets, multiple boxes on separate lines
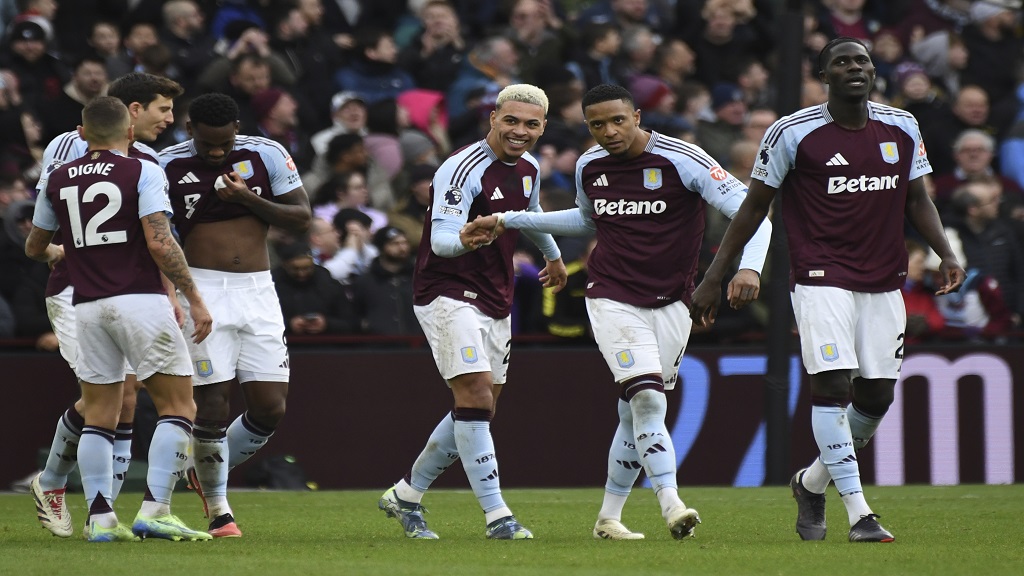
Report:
59,183,127,247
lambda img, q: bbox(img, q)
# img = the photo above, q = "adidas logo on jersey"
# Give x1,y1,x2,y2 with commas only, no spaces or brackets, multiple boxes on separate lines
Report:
490,187,504,200
178,172,200,184
825,153,850,166
592,174,609,187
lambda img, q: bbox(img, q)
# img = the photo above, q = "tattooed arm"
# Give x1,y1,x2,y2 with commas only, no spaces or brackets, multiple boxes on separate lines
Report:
142,211,212,343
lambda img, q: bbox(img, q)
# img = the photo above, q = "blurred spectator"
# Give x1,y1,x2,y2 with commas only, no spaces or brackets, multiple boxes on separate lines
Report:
543,236,595,340
652,37,696,94
271,241,358,335
818,0,880,48
9,0,56,43
87,21,125,78
948,177,1024,318
909,29,968,97
576,0,673,37
0,199,36,302
104,22,160,80
901,240,945,344
326,208,378,284
613,24,657,85
568,22,622,90
351,226,421,335
889,61,950,130
386,163,434,252
396,89,449,159
0,174,29,219
312,170,388,232
41,54,108,142
924,85,996,176
927,228,1013,343
447,35,520,118
801,75,829,108
364,98,407,181
688,0,762,89
727,139,758,187
307,216,341,266
292,0,345,129
397,0,466,92
0,19,67,103
198,23,296,95
267,1,339,133
960,0,1022,112
932,129,1024,216
209,0,265,41
311,91,368,160
504,0,573,86
0,105,43,184
629,74,691,137
307,131,394,214
334,29,414,104
221,53,274,136
742,106,776,146
735,57,773,109
159,0,215,93
697,82,747,165
250,87,314,173
869,28,907,97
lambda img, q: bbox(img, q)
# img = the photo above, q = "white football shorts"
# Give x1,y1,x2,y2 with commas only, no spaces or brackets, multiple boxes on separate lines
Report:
75,293,192,384
180,268,289,386
46,285,133,379
586,298,691,390
791,285,906,379
414,296,511,385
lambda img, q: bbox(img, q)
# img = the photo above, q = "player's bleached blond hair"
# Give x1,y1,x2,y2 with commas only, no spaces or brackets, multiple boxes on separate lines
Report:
496,84,549,114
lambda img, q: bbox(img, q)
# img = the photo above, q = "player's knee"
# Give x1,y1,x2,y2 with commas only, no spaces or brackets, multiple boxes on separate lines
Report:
250,399,286,428
194,390,231,420
810,371,851,404
852,389,894,417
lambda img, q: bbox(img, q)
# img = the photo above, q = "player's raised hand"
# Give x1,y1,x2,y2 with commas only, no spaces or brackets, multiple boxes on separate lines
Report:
934,258,966,295
189,300,213,344
214,172,252,203
539,257,568,293
689,278,721,328
726,268,760,309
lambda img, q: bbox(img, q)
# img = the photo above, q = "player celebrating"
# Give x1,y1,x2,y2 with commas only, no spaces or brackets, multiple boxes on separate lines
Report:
463,83,771,540
26,97,212,542
159,93,311,538
690,38,965,543
30,73,184,539
378,84,567,540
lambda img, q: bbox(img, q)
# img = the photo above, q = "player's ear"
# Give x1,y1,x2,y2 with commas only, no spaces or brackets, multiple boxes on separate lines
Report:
76,125,85,140
489,110,497,129
634,108,641,127
128,101,142,119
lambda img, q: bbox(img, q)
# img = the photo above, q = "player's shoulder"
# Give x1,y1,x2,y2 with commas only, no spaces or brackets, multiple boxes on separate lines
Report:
577,143,610,171
520,150,540,170
236,134,290,158
158,140,195,166
129,141,160,164
43,131,87,163
763,104,830,148
648,131,717,169
436,140,492,187
867,101,921,130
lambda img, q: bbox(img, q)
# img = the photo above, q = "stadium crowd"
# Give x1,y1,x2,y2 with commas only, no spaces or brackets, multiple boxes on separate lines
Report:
1,0,1024,346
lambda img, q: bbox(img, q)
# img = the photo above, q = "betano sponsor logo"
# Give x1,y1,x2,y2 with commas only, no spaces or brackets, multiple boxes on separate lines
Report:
827,174,899,195
593,198,667,215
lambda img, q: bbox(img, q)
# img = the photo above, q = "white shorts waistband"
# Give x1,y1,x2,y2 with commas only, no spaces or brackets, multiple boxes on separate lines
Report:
189,267,274,290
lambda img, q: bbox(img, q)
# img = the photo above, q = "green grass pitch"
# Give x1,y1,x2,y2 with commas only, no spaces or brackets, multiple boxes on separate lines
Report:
2,485,1021,576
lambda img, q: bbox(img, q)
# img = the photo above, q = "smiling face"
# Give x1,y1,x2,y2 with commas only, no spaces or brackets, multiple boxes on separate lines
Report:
820,41,875,101
130,95,175,142
583,97,642,158
486,100,546,163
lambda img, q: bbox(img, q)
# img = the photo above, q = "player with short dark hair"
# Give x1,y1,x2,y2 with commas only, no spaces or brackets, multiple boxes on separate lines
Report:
26,96,212,542
159,92,311,538
29,73,184,539
464,82,771,540
377,84,566,541
690,38,965,543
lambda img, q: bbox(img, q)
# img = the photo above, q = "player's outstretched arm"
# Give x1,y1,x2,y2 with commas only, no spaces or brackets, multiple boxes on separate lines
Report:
461,215,502,248
905,177,965,295
142,211,212,343
216,172,312,234
690,179,777,326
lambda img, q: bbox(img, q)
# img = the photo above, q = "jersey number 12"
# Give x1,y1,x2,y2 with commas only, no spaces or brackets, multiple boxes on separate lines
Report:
59,183,128,247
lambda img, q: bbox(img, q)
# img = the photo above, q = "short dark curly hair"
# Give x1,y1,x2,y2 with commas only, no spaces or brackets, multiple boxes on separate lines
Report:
188,93,239,128
817,37,869,75
581,83,634,112
108,73,184,108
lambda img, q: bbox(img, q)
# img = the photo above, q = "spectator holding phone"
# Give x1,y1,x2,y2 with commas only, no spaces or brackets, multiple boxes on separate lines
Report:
271,241,357,335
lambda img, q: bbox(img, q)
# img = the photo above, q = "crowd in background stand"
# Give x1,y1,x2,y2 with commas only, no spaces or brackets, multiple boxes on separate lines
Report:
2,0,1024,345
